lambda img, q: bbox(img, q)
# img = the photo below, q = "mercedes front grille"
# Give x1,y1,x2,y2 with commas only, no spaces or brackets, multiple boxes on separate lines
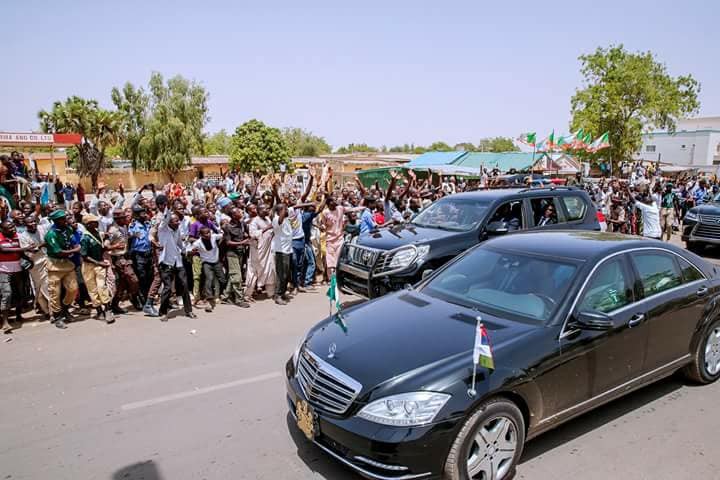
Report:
296,349,363,414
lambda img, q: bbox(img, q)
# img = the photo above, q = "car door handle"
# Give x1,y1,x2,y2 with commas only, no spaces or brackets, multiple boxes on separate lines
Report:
628,313,645,328
697,287,709,297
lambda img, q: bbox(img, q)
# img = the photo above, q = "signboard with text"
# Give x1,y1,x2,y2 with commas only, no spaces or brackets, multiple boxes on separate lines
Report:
0,132,82,146
0,132,54,144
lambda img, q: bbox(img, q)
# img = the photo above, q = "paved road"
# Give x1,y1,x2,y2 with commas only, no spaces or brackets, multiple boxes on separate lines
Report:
2,237,720,480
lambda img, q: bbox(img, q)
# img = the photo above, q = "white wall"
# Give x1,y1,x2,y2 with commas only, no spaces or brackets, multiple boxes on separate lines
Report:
637,130,720,166
677,117,720,131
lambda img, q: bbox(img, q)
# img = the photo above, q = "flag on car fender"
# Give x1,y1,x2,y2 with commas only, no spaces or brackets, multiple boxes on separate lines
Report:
473,320,495,370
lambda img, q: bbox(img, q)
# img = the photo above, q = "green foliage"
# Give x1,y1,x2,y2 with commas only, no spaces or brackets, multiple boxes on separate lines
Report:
570,44,700,165
204,129,232,155
281,127,331,157
104,144,123,159
335,143,378,154
229,119,290,173
427,141,453,151
38,96,121,187
111,82,149,169
137,73,209,179
478,137,519,152
454,142,477,152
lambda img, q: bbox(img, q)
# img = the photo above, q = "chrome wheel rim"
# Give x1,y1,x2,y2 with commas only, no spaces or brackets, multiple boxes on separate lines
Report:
705,327,720,375
466,415,517,480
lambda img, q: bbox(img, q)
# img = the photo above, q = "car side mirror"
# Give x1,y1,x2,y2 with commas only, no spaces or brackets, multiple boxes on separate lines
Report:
573,311,614,330
421,269,434,279
486,221,509,235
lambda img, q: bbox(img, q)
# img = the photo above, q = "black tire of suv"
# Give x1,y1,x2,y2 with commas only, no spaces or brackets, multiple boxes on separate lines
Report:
443,397,525,480
683,318,720,384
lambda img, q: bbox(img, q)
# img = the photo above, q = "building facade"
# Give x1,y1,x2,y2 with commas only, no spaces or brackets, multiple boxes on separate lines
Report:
637,116,720,167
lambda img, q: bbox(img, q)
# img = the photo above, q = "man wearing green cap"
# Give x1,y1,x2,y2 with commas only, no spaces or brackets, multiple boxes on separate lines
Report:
44,209,80,329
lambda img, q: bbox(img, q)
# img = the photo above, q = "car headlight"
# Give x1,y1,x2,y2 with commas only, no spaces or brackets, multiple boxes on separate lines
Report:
357,392,450,426
388,245,430,269
415,244,430,263
684,211,698,222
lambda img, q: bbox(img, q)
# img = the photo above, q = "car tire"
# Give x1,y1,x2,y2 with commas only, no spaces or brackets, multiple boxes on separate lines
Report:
443,397,525,480
683,318,720,384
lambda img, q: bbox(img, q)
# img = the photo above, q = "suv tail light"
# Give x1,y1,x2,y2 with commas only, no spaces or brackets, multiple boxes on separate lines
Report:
596,211,606,223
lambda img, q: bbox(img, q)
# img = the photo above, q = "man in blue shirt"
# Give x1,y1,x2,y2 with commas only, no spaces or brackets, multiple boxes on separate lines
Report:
128,205,153,312
359,197,377,235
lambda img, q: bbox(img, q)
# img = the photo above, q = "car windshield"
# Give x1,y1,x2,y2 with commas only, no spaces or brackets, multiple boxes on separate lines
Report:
421,247,579,323
411,198,490,232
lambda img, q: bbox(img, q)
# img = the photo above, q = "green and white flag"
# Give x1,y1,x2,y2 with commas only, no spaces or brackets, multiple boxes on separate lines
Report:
327,273,347,333
327,273,342,311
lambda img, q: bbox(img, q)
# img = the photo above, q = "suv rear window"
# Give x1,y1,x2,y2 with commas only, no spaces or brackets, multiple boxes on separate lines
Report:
562,196,587,221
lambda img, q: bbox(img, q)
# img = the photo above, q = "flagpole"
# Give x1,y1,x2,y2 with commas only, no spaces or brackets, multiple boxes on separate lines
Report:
468,317,481,397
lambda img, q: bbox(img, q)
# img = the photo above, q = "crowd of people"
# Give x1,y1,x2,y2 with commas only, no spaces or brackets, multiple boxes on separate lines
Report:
585,162,718,241
2,149,720,336
0,155,475,335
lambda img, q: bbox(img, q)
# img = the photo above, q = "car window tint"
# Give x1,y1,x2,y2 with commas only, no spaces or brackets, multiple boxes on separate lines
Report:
578,259,633,313
631,253,683,297
562,196,586,221
677,257,705,283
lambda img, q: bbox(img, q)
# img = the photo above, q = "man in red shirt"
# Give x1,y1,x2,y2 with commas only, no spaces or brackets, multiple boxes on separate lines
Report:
0,220,35,333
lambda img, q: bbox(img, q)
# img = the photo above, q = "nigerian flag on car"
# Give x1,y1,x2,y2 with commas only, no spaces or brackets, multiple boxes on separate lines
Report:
327,273,348,333
473,320,495,370
327,273,342,311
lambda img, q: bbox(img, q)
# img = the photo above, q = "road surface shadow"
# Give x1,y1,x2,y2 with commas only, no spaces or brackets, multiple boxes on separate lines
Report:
286,412,362,479
520,374,687,464
112,460,163,480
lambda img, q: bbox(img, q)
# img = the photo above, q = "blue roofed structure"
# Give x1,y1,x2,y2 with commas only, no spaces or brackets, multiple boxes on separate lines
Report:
406,151,468,168
452,152,540,172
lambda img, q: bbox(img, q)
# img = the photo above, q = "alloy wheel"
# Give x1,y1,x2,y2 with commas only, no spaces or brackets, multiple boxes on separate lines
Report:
466,415,518,480
705,327,720,375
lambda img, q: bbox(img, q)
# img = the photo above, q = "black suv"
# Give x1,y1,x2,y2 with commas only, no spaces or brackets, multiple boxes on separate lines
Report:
338,187,600,298
681,193,720,251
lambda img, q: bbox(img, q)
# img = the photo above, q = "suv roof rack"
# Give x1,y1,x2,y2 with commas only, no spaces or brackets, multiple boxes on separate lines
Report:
517,185,578,194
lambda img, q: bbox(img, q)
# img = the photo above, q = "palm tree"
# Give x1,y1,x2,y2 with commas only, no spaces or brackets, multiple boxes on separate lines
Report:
39,96,121,189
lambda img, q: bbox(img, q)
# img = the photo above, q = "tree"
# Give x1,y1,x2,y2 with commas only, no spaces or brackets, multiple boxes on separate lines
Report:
111,82,149,169
477,137,519,152
454,142,477,152
137,73,209,180
39,96,121,189
229,119,290,173
281,127,331,157
570,44,700,167
205,129,232,155
428,141,453,152
334,143,378,154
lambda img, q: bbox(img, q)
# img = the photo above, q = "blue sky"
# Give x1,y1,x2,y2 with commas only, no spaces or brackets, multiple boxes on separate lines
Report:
3,0,718,148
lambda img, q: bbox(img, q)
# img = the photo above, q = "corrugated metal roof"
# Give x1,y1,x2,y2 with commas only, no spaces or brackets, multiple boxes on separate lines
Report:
406,151,467,167
191,155,229,165
452,152,538,172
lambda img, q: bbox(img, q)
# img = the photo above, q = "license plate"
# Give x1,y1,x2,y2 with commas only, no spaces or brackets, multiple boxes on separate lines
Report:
296,399,317,440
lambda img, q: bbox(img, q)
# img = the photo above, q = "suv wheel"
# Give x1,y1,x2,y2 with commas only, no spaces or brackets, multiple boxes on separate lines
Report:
684,318,720,384
444,398,525,480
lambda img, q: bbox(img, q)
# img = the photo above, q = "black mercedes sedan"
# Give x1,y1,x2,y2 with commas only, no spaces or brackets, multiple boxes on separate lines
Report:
286,231,720,480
